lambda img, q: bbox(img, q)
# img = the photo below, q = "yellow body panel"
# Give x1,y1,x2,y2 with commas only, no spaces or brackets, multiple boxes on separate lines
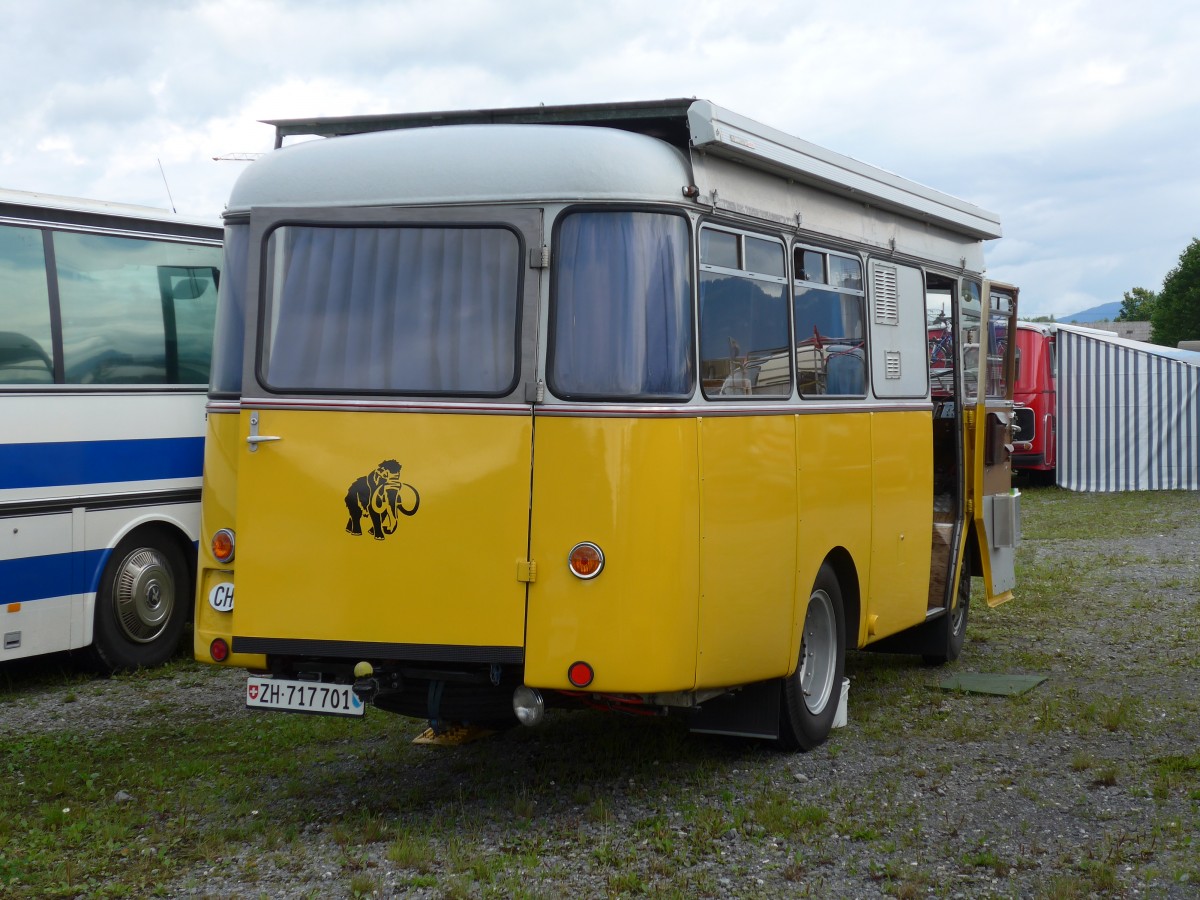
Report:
525,416,701,692
794,412,872,651
695,415,797,687
193,409,265,670
865,410,935,642
231,409,532,649
525,408,936,693
199,403,942,690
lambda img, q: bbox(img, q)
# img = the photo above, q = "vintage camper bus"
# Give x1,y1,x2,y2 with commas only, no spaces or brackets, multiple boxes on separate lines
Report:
194,100,1019,750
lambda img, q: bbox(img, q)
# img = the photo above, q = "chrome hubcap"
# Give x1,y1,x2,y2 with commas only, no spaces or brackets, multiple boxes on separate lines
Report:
113,548,175,643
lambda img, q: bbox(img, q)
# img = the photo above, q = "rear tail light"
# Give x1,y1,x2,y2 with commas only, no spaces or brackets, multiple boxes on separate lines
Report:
209,638,229,662
568,661,594,688
212,529,235,563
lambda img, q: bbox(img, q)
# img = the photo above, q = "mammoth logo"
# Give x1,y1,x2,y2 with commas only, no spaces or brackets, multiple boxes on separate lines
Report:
345,459,420,540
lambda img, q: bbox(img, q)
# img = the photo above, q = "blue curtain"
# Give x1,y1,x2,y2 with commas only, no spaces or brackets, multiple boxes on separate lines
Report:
265,226,520,395
551,211,692,399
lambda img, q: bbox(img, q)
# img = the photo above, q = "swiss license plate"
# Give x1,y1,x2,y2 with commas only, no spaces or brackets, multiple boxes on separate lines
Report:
246,676,365,717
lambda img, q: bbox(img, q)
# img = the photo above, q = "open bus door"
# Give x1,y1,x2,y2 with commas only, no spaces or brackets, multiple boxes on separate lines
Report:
971,281,1020,605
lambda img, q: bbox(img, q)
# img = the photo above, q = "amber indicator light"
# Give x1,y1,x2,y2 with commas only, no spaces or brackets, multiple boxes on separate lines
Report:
568,542,604,579
212,529,235,563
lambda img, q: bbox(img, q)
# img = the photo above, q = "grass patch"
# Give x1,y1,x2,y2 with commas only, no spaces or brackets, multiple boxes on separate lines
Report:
3,487,1199,896
1018,488,1194,541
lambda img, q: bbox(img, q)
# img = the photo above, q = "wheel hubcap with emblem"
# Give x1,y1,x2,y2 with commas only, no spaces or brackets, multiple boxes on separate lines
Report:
113,548,176,643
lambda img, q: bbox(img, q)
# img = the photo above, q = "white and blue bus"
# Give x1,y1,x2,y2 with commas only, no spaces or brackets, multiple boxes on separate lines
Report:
0,189,222,669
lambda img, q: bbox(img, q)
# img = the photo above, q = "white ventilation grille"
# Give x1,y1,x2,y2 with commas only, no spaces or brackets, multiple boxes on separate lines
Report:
873,265,899,326
885,350,902,380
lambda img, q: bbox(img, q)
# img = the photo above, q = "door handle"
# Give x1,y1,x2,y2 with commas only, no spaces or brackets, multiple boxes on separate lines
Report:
247,411,281,452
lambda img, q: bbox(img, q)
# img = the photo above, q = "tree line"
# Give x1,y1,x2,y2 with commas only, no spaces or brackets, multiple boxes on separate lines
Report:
1119,237,1200,347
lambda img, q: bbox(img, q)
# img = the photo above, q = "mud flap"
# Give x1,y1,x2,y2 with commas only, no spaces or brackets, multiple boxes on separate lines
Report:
863,614,952,657
689,680,780,740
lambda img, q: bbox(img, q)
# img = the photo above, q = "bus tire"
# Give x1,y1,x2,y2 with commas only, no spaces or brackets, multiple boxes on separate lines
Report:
923,556,971,665
778,563,846,751
90,529,190,672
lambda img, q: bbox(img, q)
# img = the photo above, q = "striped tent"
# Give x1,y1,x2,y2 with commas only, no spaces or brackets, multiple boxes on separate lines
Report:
1057,325,1200,491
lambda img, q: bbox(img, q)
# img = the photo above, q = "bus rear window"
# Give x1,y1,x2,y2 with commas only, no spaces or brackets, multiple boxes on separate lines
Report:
261,225,521,395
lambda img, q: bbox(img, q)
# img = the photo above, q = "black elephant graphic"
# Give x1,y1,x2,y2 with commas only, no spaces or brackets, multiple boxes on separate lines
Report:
345,459,420,540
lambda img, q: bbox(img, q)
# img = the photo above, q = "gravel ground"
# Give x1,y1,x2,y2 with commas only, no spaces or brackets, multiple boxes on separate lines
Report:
3,491,1198,899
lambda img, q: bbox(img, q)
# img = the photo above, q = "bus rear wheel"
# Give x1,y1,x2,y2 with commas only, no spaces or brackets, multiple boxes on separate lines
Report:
778,563,846,751
90,530,190,672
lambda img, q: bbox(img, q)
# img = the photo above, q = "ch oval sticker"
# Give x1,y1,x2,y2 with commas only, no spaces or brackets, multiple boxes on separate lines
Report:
208,582,235,612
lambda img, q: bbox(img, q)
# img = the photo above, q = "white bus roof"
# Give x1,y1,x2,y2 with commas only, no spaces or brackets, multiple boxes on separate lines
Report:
0,187,221,237
230,123,693,212
259,98,1001,241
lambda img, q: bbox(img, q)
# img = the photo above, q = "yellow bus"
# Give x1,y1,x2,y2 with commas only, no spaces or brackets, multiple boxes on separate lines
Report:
195,99,1020,750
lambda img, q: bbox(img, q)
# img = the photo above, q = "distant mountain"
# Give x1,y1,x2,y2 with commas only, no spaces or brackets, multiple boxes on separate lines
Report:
1059,301,1123,323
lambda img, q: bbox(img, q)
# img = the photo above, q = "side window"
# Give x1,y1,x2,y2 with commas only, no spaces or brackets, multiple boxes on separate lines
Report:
161,265,221,384
550,210,693,400
793,246,866,397
986,287,1015,399
0,224,54,384
960,280,983,402
926,274,956,397
699,227,789,399
55,232,221,384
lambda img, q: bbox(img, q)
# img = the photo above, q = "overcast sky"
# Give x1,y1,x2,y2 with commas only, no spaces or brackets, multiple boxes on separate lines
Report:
3,0,1198,319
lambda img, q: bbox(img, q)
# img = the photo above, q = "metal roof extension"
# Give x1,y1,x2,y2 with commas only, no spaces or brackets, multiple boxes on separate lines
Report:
262,98,1002,241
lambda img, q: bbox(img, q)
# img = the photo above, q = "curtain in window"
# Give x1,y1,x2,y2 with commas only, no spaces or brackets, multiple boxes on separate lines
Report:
265,226,520,395
551,211,692,399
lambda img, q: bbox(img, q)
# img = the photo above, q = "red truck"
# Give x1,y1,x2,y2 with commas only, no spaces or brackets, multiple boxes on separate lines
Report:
1012,322,1057,481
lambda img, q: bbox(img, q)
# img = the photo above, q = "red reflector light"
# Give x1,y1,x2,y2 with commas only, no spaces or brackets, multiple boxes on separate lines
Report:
568,661,594,688
210,638,229,662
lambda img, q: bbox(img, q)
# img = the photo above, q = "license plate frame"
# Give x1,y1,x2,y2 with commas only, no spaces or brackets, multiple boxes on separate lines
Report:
246,676,365,717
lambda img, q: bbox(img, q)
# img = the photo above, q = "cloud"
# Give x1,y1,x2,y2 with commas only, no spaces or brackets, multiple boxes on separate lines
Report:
2,0,1199,321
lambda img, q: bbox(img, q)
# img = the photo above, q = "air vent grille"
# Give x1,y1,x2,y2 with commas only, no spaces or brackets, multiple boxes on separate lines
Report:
873,265,899,325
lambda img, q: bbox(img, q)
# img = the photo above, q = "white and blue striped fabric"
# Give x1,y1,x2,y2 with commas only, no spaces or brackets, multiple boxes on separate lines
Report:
1058,326,1200,492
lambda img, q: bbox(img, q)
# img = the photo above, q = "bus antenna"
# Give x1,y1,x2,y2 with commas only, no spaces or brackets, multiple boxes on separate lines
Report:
156,158,177,213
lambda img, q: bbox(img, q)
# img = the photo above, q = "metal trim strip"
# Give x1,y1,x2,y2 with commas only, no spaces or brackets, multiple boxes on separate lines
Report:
224,397,932,417
0,487,202,518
